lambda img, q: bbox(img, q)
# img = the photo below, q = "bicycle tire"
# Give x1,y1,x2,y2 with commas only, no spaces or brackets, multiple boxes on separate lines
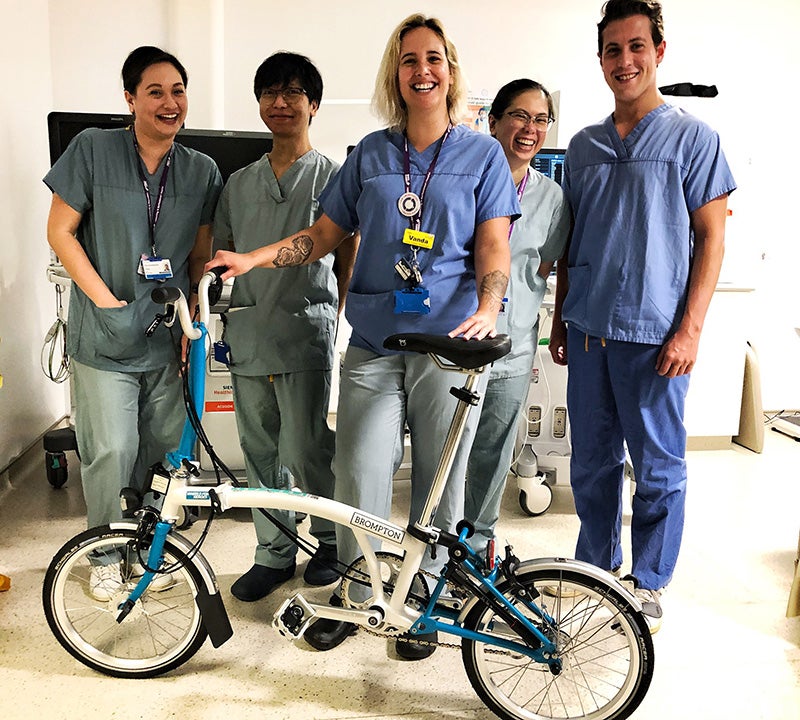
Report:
42,525,208,678
461,568,653,720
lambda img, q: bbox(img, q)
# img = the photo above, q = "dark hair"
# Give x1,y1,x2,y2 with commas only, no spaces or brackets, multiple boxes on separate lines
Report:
122,46,188,94
253,52,323,107
489,79,555,123
597,0,664,55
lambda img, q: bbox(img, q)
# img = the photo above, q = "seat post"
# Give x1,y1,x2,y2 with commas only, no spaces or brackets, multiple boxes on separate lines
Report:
413,369,481,532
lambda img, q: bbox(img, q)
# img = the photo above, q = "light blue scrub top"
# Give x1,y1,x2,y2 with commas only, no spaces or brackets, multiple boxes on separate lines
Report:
494,169,570,378
214,150,340,376
319,124,520,355
44,128,222,371
562,104,736,344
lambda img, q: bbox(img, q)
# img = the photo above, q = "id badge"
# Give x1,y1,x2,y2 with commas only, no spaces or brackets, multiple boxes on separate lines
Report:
139,255,173,281
402,227,435,250
394,287,431,314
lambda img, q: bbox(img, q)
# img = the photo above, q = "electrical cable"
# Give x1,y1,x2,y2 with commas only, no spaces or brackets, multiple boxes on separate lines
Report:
41,284,70,383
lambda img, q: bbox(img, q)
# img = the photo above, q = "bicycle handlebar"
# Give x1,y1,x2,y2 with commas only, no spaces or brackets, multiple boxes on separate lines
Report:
149,267,226,340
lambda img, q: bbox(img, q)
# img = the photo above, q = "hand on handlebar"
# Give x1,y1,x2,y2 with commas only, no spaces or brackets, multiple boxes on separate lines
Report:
204,250,254,282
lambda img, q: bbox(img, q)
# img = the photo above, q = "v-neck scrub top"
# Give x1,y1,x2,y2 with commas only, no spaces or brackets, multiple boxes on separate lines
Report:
319,124,521,354
562,104,736,344
213,150,340,375
44,128,223,371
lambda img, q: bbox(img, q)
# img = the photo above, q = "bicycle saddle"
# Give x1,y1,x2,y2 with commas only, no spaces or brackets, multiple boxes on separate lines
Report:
383,333,511,370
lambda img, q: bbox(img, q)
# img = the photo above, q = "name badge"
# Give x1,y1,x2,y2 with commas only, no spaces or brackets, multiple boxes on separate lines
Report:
402,228,435,250
139,255,173,281
394,287,431,314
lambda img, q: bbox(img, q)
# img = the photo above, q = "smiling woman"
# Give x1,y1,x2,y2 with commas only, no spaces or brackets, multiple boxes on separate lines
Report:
204,13,521,661
42,46,223,567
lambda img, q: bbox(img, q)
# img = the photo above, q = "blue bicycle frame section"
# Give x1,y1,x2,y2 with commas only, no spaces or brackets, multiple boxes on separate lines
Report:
412,529,559,663
166,322,208,471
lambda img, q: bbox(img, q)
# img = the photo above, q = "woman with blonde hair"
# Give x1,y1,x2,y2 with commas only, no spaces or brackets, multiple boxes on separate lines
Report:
206,13,519,658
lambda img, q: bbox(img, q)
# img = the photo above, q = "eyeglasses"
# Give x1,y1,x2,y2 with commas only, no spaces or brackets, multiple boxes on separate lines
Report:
504,111,554,130
259,87,307,104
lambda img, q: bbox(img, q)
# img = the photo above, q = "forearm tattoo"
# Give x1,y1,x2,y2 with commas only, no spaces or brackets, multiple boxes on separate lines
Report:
274,235,313,267
480,270,509,310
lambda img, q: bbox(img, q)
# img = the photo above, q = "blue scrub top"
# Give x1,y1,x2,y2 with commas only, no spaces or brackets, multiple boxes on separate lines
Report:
562,104,736,344
320,124,520,354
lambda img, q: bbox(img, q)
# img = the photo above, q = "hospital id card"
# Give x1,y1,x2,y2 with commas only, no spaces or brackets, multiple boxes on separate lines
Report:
402,228,434,250
138,255,173,281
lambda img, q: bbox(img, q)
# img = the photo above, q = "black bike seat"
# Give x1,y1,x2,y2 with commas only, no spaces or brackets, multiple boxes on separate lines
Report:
383,333,511,370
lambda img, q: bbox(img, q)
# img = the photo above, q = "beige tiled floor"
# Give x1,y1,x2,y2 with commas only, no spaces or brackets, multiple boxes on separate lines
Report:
1,429,799,719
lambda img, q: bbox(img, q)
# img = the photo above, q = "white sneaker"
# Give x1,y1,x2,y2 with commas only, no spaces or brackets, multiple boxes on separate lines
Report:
129,561,176,592
89,562,124,601
622,575,663,634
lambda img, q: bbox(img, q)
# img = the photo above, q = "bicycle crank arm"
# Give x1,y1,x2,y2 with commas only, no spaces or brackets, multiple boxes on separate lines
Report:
272,594,383,640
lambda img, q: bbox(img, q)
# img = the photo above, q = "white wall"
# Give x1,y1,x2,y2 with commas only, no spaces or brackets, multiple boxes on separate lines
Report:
0,0,64,470
2,0,798,467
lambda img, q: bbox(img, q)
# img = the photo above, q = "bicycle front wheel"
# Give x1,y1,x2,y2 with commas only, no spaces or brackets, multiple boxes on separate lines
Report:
43,525,207,678
461,568,653,720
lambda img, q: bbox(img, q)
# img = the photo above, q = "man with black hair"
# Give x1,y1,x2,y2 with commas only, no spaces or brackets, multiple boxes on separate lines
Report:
215,52,357,602
549,0,736,632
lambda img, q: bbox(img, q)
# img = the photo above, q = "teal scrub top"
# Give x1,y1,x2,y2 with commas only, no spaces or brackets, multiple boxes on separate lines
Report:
493,168,570,378
213,150,340,375
44,128,222,372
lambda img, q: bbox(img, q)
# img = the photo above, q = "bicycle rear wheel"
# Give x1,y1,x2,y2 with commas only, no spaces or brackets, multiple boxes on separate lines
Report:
43,525,207,678
461,568,653,720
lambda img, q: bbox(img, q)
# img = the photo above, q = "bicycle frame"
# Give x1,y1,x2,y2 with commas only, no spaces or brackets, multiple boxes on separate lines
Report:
129,271,641,664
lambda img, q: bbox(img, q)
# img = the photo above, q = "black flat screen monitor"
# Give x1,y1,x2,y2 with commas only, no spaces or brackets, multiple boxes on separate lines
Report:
46,111,272,182
532,148,566,185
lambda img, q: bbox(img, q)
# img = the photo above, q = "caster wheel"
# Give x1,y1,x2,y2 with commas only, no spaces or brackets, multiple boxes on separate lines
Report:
46,451,69,488
176,506,198,530
519,483,552,517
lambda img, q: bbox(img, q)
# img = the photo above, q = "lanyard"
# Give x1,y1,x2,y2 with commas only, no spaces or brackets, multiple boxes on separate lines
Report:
400,124,452,231
131,128,174,257
509,170,529,239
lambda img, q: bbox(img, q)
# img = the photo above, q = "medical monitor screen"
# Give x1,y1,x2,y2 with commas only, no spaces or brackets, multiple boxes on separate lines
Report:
46,111,272,182
532,148,566,185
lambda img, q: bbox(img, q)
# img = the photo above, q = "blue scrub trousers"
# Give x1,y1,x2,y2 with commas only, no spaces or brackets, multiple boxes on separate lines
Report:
231,370,336,570
465,370,531,553
72,359,184,529
334,345,486,587
566,327,689,591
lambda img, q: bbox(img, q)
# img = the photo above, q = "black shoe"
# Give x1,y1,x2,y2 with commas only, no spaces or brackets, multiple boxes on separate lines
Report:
230,563,295,602
303,543,339,586
304,594,357,651
396,629,438,660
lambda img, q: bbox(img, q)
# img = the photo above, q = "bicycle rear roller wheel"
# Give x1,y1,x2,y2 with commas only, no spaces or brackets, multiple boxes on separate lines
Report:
461,568,653,720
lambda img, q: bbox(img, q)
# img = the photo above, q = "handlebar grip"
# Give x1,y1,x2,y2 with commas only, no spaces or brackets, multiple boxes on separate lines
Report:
151,286,182,304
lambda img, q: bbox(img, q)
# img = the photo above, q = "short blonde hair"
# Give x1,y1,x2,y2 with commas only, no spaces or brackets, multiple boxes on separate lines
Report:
372,14,467,130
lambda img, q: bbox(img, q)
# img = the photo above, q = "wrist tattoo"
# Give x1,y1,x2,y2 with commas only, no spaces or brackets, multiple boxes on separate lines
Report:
480,270,508,309
274,235,313,267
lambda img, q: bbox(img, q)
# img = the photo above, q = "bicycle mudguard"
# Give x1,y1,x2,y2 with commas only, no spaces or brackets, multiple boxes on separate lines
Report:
196,586,233,648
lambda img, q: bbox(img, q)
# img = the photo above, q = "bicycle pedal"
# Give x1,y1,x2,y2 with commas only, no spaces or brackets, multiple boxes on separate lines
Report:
272,594,317,639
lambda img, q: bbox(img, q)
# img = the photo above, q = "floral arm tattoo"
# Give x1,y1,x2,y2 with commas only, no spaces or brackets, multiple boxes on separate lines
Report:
479,269,508,310
274,235,313,267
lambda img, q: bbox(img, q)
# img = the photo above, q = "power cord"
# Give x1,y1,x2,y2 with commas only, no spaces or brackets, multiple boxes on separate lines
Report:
41,284,70,383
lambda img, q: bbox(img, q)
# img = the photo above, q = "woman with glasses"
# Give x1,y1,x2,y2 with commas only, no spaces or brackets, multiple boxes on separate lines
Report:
206,13,519,659
464,79,571,553
44,46,222,599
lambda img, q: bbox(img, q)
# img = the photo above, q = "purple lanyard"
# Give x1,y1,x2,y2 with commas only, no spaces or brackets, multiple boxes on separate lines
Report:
509,170,529,239
131,128,174,257
401,124,452,231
